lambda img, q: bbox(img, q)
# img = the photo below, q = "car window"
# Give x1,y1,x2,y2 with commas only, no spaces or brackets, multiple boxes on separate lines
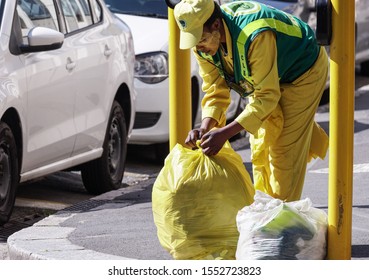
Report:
17,0,59,36
92,0,102,23
59,0,95,33
77,0,93,23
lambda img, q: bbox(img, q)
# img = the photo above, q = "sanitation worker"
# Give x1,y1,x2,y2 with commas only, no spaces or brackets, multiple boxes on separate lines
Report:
174,0,329,201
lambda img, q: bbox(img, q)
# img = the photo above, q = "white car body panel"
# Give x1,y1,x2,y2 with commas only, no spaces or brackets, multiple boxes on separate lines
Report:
121,15,169,54
70,25,116,156
23,49,77,171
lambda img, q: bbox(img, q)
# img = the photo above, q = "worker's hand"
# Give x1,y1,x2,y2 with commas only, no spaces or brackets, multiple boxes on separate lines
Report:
185,128,207,149
200,128,228,156
185,117,218,149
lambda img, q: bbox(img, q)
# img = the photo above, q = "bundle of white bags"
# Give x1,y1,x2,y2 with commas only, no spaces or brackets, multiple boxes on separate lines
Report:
236,191,328,260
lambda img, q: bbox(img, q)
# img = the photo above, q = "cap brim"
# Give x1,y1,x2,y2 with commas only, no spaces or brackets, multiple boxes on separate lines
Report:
179,26,203,49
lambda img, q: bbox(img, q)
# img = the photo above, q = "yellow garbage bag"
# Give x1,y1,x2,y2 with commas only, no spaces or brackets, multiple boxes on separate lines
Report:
152,141,255,260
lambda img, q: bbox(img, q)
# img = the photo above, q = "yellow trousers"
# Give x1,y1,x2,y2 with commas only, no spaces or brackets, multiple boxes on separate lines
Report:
250,47,329,202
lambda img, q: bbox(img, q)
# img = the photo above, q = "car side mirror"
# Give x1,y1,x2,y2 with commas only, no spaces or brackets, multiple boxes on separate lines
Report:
165,0,181,9
20,27,64,53
316,0,332,46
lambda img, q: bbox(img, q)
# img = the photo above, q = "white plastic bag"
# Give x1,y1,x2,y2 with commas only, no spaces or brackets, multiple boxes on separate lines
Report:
236,191,328,260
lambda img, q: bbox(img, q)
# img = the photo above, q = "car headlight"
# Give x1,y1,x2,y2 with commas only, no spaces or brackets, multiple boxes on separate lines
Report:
134,52,168,84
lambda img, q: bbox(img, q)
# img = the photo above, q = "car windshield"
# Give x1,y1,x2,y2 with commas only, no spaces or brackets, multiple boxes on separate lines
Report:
105,0,168,19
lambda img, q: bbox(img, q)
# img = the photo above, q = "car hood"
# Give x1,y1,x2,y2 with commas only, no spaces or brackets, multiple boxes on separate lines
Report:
114,14,168,54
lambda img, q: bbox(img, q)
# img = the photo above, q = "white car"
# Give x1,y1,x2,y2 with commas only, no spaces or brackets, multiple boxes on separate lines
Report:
0,0,136,224
105,0,246,162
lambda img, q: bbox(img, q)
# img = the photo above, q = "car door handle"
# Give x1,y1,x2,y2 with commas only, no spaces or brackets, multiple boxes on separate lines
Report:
66,57,76,71
104,45,113,57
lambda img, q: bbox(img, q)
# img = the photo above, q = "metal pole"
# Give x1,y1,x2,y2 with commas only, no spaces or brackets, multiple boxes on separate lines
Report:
327,0,355,259
168,8,192,150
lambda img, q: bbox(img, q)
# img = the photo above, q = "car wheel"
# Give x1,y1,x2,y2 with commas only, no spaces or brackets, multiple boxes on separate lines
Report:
319,88,330,106
361,61,369,76
154,141,170,164
81,101,127,195
0,122,19,225
191,77,200,127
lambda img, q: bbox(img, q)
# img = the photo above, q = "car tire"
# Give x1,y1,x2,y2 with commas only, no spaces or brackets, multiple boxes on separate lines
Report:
361,61,369,76
154,141,170,164
319,88,330,106
0,122,19,225
81,101,127,195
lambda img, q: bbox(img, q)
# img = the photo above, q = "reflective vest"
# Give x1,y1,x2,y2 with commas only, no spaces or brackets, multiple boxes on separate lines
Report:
197,1,320,90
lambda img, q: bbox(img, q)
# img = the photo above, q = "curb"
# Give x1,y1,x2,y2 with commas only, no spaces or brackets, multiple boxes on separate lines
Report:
7,214,131,260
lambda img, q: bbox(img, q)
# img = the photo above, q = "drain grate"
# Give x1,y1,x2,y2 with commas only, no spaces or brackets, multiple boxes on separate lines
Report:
0,221,31,241
0,207,56,241
1,199,132,241
56,199,109,214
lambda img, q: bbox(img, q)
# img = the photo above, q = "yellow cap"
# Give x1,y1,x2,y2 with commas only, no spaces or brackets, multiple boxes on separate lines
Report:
174,0,215,49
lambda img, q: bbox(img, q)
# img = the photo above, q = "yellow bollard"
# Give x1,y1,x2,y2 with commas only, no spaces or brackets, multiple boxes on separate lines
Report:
168,8,192,150
327,0,355,259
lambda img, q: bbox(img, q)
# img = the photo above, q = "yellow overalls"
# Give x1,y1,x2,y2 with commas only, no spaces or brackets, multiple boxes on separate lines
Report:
195,24,328,202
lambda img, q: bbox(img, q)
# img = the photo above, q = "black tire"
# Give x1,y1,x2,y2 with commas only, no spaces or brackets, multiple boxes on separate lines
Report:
361,61,369,77
191,77,200,127
81,101,127,195
0,122,19,225
319,88,330,106
154,141,170,164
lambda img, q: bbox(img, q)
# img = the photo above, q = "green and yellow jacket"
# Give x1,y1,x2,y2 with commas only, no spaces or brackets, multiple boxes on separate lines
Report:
195,0,321,133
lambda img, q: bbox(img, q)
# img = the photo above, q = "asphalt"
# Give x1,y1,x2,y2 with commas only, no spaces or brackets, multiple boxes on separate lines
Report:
6,83,369,260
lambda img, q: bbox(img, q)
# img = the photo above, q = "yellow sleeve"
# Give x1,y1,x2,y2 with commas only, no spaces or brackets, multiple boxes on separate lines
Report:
235,31,281,135
193,50,231,127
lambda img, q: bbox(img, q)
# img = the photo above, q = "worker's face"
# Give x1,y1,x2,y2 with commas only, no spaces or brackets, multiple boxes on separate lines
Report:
196,26,221,56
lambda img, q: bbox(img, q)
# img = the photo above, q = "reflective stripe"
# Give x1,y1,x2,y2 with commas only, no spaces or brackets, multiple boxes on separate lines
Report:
241,18,302,38
237,18,302,78
237,40,250,78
